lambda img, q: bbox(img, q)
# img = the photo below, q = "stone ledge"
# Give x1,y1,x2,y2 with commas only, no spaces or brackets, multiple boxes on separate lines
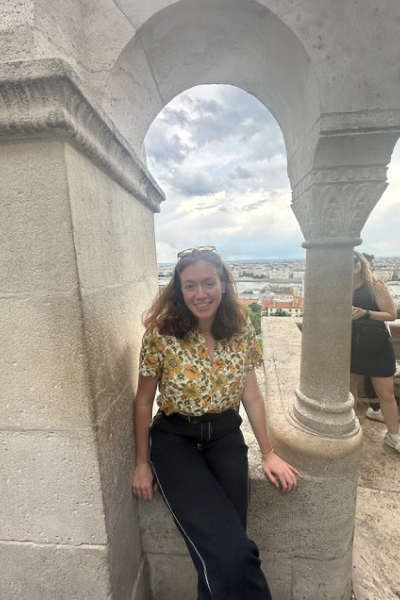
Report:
320,109,400,134
0,59,165,212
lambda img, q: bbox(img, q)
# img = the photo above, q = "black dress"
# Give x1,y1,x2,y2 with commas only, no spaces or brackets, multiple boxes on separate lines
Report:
351,284,396,377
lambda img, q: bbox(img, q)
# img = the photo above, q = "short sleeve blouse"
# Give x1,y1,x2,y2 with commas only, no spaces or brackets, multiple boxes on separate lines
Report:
139,320,261,416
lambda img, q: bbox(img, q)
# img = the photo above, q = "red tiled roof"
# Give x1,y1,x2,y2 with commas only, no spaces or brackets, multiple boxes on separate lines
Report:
262,297,303,310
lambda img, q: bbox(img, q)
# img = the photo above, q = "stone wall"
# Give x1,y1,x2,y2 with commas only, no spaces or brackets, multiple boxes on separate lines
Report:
0,136,159,599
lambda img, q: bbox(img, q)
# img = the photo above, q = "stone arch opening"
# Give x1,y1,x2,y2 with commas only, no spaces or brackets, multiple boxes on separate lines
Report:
102,0,320,169
143,83,304,260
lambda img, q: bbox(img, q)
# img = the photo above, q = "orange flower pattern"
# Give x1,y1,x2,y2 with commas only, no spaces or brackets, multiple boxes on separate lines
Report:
139,321,261,416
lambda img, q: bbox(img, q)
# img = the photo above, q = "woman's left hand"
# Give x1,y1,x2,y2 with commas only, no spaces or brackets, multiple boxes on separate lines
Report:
263,453,302,492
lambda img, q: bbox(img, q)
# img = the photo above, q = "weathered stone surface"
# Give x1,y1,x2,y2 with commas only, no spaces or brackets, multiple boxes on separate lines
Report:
0,60,165,212
291,549,353,600
259,318,361,598
146,553,197,600
0,140,78,294
0,540,111,600
131,557,152,600
139,494,187,556
65,143,159,289
108,490,143,600
0,429,106,544
0,135,159,599
352,406,400,600
248,475,358,557
259,552,293,599
0,293,91,430
62,146,159,598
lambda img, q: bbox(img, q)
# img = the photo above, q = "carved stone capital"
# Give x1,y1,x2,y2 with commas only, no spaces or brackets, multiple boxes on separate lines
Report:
292,166,388,247
0,59,165,212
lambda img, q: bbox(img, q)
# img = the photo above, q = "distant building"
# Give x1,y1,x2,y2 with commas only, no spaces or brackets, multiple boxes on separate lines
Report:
262,296,303,316
269,268,290,280
292,271,305,281
292,286,303,298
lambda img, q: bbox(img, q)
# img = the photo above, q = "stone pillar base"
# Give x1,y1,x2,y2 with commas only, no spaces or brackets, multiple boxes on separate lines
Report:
293,387,357,437
257,317,363,600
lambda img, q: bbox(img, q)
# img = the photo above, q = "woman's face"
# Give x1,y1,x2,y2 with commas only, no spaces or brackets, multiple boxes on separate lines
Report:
180,260,225,325
353,258,362,278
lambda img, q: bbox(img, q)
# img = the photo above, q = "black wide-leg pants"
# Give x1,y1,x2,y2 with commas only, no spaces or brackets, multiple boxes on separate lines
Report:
150,409,272,600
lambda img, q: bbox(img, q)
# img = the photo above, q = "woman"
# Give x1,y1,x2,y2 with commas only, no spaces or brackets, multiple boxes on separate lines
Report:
132,246,300,600
351,251,400,452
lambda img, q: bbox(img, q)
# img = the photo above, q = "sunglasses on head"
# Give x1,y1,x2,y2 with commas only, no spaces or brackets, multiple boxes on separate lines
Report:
177,246,217,259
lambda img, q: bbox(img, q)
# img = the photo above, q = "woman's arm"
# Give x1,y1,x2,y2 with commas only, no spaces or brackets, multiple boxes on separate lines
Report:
241,369,301,492
373,284,396,321
352,284,396,322
132,374,159,500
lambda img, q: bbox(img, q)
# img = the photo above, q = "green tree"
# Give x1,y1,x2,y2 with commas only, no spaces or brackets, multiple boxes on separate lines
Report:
242,271,266,279
397,306,400,319
247,302,261,335
272,308,290,317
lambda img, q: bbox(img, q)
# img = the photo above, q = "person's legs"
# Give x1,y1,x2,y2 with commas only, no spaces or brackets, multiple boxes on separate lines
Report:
364,376,385,421
203,415,249,529
364,376,379,407
192,420,251,600
150,413,272,600
371,376,399,436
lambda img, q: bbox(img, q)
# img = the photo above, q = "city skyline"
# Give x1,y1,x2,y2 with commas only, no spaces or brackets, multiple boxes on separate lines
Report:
145,85,400,264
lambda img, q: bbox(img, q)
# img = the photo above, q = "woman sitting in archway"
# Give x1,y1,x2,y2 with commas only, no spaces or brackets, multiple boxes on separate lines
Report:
132,246,301,599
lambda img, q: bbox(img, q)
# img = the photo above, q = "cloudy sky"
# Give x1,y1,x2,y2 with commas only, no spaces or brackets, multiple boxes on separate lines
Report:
145,85,400,263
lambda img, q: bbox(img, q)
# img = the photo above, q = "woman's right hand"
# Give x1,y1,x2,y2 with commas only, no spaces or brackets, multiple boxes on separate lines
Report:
132,463,158,500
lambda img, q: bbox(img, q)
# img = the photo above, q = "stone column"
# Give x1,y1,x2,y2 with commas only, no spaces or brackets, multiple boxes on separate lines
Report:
291,165,388,436
0,60,164,600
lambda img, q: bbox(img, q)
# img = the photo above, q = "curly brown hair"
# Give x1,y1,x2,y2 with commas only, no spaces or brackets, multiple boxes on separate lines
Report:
143,252,248,340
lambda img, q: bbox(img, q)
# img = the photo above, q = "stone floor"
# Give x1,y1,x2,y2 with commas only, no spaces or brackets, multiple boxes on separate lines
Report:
352,402,400,599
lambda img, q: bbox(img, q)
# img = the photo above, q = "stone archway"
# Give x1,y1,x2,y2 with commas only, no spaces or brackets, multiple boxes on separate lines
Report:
101,0,320,168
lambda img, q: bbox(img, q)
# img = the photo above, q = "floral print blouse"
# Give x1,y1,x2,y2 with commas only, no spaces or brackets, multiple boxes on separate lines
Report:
139,321,261,416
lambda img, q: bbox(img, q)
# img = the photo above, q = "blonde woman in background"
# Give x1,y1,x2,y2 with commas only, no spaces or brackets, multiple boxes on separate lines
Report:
350,251,399,452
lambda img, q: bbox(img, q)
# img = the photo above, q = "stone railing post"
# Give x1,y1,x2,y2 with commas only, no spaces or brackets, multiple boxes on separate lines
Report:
291,165,388,436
